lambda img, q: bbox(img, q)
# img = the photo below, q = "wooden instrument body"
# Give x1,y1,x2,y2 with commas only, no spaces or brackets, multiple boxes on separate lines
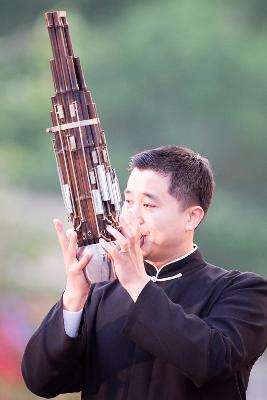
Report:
45,11,121,249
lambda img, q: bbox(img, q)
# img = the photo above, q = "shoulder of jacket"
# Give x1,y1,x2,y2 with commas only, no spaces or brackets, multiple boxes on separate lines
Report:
203,263,267,288
211,266,267,294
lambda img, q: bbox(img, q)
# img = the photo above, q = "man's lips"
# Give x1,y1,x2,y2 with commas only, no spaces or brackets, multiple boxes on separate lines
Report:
140,235,146,247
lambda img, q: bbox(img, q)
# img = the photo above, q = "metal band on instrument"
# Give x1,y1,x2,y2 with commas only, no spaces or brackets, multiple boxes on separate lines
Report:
92,189,104,215
47,117,100,133
106,172,115,204
97,165,111,201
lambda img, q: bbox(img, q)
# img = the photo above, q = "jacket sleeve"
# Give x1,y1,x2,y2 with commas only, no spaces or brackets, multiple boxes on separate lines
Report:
122,272,267,387
21,292,91,398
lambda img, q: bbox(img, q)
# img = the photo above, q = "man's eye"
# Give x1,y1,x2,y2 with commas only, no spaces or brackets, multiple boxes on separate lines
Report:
143,203,155,208
124,199,132,205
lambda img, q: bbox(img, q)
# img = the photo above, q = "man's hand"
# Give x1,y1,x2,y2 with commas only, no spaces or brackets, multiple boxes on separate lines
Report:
53,219,93,311
99,209,150,302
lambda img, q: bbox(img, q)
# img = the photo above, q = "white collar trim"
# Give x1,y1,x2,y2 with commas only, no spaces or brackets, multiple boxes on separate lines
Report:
146,244,198,282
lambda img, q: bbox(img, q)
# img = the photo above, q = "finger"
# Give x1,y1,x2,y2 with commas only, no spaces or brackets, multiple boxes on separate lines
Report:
119,214,141,245
106,225,128,247
76,248,93,271
66,230,78,265
99,237,117,258
53,219,69,254
77,246,87,260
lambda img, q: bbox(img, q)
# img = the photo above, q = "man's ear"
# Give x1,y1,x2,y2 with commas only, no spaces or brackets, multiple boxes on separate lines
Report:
185,206,205,231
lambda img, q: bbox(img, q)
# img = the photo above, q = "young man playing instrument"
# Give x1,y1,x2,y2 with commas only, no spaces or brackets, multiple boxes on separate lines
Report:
22,145,267,400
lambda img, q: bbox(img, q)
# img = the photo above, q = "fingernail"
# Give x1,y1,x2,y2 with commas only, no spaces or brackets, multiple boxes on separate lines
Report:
53,220,62,231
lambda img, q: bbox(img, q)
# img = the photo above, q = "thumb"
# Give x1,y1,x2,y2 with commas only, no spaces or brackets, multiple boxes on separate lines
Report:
77,247,93,270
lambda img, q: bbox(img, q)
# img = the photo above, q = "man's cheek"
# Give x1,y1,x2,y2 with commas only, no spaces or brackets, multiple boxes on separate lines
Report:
151,231,163,244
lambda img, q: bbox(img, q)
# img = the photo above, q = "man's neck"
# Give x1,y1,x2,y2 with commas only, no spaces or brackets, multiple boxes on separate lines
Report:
146,244,197,270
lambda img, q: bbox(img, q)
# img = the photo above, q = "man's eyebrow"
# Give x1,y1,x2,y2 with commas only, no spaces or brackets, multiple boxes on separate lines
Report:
124,189,161,202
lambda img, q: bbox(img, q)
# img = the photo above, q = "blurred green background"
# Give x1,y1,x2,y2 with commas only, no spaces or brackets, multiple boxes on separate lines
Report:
0,0,267,399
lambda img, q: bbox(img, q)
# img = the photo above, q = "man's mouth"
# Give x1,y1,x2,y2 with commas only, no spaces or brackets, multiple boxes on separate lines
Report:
140,235,146,247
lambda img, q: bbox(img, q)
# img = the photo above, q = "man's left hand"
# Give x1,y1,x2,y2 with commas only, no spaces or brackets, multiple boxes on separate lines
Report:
99,209,150,302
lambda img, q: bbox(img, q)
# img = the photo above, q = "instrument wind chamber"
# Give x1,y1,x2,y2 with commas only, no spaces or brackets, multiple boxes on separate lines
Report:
45,11,121,249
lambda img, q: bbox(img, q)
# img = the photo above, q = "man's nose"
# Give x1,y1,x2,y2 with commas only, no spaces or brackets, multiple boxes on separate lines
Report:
131,203,144,223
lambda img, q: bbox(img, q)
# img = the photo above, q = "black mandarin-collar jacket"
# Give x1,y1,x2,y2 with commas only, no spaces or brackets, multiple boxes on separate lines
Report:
22,249,267,399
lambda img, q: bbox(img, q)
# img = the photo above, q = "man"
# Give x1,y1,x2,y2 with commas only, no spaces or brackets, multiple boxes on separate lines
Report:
22,145,267,399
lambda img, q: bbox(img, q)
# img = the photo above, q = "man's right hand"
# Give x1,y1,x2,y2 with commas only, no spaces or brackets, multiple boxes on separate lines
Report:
53,219,93,312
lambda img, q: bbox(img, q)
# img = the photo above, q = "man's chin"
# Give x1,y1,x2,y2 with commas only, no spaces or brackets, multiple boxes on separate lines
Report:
140,245,151,260
140,237,154,259
140,245,147,257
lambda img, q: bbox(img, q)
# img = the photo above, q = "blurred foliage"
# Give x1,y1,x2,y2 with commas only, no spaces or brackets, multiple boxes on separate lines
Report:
0,0,266,275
